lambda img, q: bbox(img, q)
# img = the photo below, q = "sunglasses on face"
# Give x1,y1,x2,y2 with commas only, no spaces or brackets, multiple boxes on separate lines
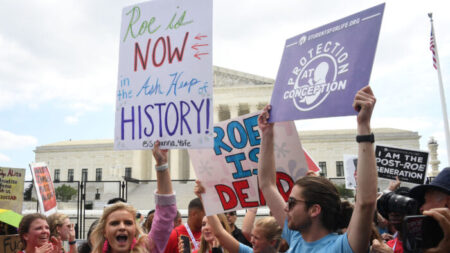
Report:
225,211,236,216
287,197,309,210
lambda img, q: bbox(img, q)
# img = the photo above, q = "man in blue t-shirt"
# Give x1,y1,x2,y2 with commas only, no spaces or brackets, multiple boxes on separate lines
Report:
257,86,378,253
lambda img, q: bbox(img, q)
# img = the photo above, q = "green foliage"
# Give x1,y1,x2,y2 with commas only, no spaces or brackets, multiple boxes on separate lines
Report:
55,184,77,202
335,183,354,199
23,183,33,201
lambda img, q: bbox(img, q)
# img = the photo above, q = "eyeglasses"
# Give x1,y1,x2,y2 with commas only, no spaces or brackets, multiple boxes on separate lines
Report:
225,211,236,216
287,197,309,210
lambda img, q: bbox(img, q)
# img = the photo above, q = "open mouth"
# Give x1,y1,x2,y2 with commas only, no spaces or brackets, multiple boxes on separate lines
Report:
116,235,128,245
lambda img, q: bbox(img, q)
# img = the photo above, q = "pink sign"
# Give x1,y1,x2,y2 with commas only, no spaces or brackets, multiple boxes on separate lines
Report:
188,112,308,215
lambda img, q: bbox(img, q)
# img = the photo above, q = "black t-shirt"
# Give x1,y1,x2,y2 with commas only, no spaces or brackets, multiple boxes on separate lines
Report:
232,227,252,247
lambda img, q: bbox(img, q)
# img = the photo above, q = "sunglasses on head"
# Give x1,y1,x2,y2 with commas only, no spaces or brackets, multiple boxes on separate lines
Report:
287,197,309,210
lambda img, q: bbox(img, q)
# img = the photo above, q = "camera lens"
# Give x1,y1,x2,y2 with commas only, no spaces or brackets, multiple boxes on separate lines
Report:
377,192,419,219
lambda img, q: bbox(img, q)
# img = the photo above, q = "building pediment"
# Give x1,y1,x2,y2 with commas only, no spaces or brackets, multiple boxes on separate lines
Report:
213,66,274,87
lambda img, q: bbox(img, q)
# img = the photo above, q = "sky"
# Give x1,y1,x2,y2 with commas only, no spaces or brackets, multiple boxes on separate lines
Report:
1,0,449,180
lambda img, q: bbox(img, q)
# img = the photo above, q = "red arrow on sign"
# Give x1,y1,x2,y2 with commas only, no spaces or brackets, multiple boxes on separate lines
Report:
194,52,209,60
195,34,208,40
191,43,208,50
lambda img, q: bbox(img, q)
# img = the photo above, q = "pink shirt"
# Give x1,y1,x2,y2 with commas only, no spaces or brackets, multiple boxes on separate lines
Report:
147,192,177,253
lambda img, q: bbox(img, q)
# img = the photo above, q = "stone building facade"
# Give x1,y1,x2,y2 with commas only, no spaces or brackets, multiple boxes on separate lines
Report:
34,66,425,183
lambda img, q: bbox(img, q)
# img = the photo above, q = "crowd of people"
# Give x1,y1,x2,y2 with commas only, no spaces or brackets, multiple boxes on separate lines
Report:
11,86,450,252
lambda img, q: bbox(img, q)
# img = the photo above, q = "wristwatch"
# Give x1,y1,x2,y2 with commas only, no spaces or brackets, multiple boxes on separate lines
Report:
356,133,375,143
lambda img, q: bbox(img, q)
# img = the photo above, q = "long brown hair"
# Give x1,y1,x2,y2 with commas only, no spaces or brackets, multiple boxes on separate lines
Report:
18,213,48,250
198,214,230,253
90,202,147,253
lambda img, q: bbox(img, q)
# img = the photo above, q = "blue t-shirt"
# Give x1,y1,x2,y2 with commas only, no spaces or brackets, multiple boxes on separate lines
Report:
238,243,253,253
282,219,353,253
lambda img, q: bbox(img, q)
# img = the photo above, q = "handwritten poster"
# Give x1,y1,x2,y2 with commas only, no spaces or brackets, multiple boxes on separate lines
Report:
0,235,21,253
0,168,25,213
269,3,385,122
303,148,320,173
189,112,308,215
115,0,213,150
29,163,57,216
376,145,429,184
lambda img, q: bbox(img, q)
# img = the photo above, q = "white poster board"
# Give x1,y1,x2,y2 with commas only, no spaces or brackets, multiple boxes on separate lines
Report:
343,154,358,190
189,112,308,215
115,0,213,150
29,163,57,216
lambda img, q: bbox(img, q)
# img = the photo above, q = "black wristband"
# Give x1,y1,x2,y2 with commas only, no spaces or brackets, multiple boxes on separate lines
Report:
69,241,77,245
356,133,374,143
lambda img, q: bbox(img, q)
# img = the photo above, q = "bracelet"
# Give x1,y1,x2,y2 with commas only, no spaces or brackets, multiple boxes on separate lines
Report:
69,241,76,245
155,163,168,171
356,133,374,143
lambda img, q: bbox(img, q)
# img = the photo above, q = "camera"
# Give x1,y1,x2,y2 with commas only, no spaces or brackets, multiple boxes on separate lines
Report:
402,215,443,252
377,191,419,219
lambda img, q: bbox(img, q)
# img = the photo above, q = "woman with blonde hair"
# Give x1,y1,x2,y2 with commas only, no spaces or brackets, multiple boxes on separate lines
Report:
90,141,177,253
48,212,77,253
192,214,231,253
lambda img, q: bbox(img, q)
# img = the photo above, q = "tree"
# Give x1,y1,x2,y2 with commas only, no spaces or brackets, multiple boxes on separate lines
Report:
335,183,354,199
23,183,33,201
55,184,77,202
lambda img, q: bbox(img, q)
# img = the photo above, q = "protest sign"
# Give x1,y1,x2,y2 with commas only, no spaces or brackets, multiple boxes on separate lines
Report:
115,0,213,150
188,112,308,215
343,154,358,190
376,145,429,184
303,148,320,173
269,3,385,122
30,163,57,216
0,235,21,253
0,168,25,213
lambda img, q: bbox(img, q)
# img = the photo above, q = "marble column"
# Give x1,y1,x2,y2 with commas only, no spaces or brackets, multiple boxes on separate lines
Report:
229,104,239,119
428,137,440,177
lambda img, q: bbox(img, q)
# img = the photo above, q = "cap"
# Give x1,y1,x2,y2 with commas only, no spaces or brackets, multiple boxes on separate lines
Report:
410,167,450,202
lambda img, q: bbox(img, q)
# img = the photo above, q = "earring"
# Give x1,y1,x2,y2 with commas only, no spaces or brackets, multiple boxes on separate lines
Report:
102,240,109,253
131,238,137,250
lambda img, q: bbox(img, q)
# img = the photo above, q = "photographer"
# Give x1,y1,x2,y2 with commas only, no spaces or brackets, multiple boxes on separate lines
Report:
372,168,450,253
409,167,450,252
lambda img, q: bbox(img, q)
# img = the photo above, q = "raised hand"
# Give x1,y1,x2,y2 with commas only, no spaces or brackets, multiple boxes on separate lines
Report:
152,140,168,166
194,180,205,200
257,105,274,135
352,85,376,132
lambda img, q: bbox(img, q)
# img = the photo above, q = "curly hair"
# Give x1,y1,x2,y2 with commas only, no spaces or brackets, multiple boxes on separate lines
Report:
47,212,69,238
90,202,148,253
18,213,48,250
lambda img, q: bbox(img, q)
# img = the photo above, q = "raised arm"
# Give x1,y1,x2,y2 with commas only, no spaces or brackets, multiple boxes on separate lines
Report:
152,140,173,194
257,105,287,227
241,208,257,242
347,86,378,253
149,141,177,253
208,215,241,253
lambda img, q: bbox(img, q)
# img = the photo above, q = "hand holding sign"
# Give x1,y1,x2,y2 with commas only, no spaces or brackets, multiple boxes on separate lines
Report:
194,180,205,200
152,140,168,166
353,85,376,132
257,105,274,135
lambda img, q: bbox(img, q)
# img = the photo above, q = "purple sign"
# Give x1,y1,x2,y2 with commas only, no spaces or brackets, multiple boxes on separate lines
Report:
269,4,385,122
